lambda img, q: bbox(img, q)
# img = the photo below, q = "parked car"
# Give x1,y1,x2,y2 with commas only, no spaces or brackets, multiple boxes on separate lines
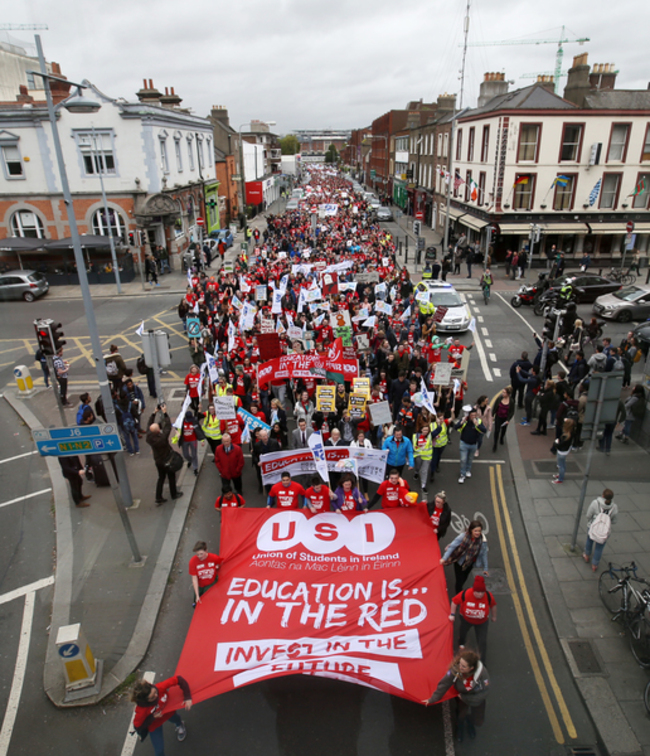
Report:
286,199,300,210
0,269,49,302
414,281,472,332
208,229,234,248
632,320,650,356
549,273,621,303
593,284,650,322
376,206,393,222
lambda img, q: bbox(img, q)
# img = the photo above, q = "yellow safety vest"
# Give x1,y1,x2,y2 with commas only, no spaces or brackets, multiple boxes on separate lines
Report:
412,432,433,460
431,420,448,448
202,414,222,440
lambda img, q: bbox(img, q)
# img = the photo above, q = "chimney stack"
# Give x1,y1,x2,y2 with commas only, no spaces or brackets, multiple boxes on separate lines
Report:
160,86,182,108
477,72,508,108
589,62,618,92
536,74,555,94
136,79,162,103
564,53,591,106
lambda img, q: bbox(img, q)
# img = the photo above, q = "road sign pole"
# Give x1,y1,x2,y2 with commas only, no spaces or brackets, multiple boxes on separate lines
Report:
46,354,68,427
571,375,608,551
100,453,142,563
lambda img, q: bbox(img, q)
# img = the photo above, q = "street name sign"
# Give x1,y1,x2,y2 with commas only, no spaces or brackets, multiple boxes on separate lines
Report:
33,424,124,457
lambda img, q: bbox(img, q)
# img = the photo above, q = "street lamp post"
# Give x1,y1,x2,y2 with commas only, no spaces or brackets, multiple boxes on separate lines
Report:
32,35,140,562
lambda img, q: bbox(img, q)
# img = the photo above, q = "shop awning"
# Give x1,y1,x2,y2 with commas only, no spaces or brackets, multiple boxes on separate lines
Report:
0,237,46,251
585,223,628,235
498,224,530,235
459,215,489,232
632,223,650,233
44,235,116,251
541,223,590,234
448,207,467,220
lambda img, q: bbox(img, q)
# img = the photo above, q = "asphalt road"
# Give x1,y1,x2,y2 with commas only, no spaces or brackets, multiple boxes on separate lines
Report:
2,281,637,755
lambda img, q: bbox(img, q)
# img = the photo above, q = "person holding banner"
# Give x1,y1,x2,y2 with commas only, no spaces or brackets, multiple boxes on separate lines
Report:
188,540,223,606
304,476,337,513
332,474,369,513
412,424,433,495
184,364,202,414
267,472,305,509
369,469,411,509
441,520,489,593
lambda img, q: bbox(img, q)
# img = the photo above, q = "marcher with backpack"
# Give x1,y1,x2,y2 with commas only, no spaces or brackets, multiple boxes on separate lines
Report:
449,574,497,662
583,488,618,572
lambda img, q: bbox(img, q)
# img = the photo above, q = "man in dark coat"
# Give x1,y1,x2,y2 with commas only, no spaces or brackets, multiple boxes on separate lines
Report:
58,456,90,507
146,406,182,504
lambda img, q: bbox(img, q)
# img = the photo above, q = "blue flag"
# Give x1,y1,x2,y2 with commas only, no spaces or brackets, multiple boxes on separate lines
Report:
589,179,602,207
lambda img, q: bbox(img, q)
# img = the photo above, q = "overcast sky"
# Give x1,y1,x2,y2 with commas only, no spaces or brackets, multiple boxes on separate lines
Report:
6,0,650,134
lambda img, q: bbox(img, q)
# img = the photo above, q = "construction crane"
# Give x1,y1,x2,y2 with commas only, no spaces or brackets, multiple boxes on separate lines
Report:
466,26,589,94
0,24,48,30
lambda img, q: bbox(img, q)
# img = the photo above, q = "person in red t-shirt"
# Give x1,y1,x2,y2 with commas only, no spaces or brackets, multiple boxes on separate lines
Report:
449,574,497,662
180,412,199,476
369,469,411,508
304,476,336,513
131,674,192,750
188,540,223,605
268,472,305,509
215,483,245,509
427,491,452,539
219,414,246,446
184,364,202,413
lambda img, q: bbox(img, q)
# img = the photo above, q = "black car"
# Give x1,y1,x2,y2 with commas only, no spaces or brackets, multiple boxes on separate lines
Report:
632,320,650,357
550,273,621,304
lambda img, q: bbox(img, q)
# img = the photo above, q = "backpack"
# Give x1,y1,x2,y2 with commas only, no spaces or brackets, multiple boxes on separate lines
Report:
136,355,148,375
588,507,612,544
565,406,579,423
105,359,118,377
76,405,86,425
461,589,494,607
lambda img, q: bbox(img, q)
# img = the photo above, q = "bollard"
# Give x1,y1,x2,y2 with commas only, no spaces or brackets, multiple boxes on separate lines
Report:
56,623,103,700
14,365,35,396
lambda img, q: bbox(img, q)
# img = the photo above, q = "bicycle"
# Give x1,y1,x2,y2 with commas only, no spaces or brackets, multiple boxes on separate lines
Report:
598,562,650,667
607,267,637,285
481,282,491,305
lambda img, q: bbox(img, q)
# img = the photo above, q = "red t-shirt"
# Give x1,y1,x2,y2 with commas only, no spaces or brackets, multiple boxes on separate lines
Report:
339,490,357,511
376,480,410,508
185,372,201,398
452,588,495,624
430,506,444,531
188,553,223,587
215,493,245,509
182,420,196,442
220,416,245,445
269,481,305,509
304,485,332,513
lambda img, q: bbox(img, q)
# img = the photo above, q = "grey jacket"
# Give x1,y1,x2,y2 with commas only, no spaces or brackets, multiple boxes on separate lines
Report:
586,496,618,526
428,660,490,707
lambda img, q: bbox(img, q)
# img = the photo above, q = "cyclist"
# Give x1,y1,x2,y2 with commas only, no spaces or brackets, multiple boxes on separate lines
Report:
480,268,493,303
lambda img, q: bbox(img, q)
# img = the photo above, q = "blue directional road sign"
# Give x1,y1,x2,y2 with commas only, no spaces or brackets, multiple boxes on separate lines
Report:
32,424,124,457
58,643,79,658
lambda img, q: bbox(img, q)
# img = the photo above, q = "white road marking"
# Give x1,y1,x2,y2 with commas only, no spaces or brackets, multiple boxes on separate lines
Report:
0,592,35,756
493,367,502,377
477,315,484,323
0,451,38,465
481,327,489,336
121,671,156,756
461,295,492,383
442,700,455,756
484,339,493,348
0,489,52,510
0,576,55,607
494,291,535,334
489,353,497,362
440,458,506,464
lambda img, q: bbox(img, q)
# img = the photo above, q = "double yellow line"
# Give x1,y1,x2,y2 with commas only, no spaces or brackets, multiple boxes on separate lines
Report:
490,464,577,744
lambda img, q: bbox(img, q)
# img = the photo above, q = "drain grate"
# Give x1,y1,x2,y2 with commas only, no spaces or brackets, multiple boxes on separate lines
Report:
568,640,602,674
568,747,599,756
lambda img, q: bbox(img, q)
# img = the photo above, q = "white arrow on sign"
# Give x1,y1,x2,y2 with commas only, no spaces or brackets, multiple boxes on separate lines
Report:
62,647,75,657
40,444,56,453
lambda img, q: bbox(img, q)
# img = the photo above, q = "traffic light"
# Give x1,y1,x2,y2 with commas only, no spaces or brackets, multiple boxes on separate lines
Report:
51,323,66,352
413,220,422,236
542,315,555,340
128,232,135,246
34,319,54,356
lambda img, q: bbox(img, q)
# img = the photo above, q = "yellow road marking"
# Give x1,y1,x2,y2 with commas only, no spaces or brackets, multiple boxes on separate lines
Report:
152,314,185,340
495,465,577,739
490,465,565,743
72,337,95,368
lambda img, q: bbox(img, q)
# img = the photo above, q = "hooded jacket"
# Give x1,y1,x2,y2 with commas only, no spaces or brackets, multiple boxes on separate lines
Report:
586,496,618,526
428,660,490,706
587,352,608,372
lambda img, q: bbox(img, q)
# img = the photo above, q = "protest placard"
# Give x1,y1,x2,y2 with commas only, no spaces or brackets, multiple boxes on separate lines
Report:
433,362,453,386
369,400,392,426
214,395,237,420
316,385,336,413
348,392,367,420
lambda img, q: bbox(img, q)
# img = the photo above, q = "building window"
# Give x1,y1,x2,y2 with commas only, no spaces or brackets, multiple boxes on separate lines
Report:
92,208,126,241
513,174,535,210
197,137,204,170
456,130,463,161
606,123,630,162
518,123,541,162
467,127,475,162
478,172,486,205
206,138,212,164
438,134,443,157
641,125,650,162
465,170,472,202
175,139,183,172
481,126,489,162
552,174,576,211
11,210,45,238
159,138,169,173
187,137,195,171
599,173,621,209
1,144,23,178
560,124,584,162
632,173,650,210
76,131,116,176
443,133,449,159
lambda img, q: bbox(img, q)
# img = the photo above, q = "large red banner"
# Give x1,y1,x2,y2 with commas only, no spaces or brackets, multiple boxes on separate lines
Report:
257,339,358,387
173,508,454,708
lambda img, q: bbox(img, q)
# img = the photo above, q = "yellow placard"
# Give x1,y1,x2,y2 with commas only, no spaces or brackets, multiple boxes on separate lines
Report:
316,385,336,414
348,392,368,419
352,377,371,398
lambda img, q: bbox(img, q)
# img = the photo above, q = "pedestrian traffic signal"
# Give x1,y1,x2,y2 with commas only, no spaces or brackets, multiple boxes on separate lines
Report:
50,323,66,352
34,319,54,356
128,232,135,246
413,220,422,236
542,316,555,340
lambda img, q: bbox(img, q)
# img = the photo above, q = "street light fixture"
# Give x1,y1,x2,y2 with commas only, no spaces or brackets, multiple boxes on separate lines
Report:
31,34,140,561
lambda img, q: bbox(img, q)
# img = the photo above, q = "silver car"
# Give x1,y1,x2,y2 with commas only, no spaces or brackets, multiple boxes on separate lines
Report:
593,284,650,323
376,206,393,222
0,269,49,302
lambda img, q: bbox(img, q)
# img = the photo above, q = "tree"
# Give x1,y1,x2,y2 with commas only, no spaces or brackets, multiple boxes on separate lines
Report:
325,144,339,164
280,135,300,155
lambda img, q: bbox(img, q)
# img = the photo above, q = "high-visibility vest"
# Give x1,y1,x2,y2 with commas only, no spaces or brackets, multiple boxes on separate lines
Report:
420,300,435,316
431,420,448,448
412,432,433,460
202,414,222,440
422,268,433,279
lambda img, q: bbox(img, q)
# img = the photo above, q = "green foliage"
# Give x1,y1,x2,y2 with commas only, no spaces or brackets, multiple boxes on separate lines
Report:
280,135,300,155
325,144,339,164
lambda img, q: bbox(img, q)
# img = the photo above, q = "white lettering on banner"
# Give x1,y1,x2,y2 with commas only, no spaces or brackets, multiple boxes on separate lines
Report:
231,656,403,690
257,512,396,555
214,629,422,671
259,447,388,485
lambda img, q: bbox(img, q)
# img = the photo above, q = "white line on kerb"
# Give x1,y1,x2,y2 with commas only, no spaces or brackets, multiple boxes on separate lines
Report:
0,592,35,756
121,671,156,756
0,489,52,510
0,451,38,465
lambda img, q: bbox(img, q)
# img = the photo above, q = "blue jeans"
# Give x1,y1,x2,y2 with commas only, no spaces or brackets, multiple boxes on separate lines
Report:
431,445,445,478
584,535,605,567
149,713,182,756
124,427,139,454
556,452,568,481
459,440,477,477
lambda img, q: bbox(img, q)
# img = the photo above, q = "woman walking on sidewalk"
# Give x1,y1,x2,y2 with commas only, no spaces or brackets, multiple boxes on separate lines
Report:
551,419,574,484
490,387,514,451
583,488,618,571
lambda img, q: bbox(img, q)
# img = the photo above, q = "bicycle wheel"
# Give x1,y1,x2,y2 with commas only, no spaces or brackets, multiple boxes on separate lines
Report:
645,680,650,715
629,614,650,668
599,569,623,614
622,273,636,285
